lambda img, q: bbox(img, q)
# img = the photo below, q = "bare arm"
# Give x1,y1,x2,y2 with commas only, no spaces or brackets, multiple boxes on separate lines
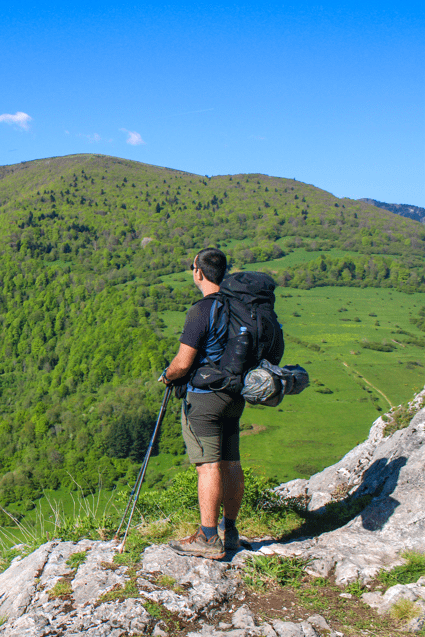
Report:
160,343,198,384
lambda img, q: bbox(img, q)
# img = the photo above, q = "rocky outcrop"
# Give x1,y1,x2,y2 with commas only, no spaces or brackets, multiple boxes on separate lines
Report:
269,392,425,587
0,539,154,636
0,540,338,636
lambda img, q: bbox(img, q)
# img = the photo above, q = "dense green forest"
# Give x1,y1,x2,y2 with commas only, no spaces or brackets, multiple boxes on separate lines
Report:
0,154,424,516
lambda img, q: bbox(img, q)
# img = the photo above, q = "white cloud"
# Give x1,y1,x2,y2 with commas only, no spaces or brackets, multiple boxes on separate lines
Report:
120,128,146,146
77,132,102,143
0,111,32,130
88,133,101,143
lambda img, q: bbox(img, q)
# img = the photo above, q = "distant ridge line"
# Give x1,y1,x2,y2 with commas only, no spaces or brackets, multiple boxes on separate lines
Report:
359,197,425,224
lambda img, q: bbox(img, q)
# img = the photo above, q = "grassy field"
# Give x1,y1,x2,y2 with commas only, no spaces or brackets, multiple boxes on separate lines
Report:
4,255,424,544
158,258,425,482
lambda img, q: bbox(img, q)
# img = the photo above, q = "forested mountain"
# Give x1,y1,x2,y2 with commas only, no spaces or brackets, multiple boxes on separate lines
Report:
359,198,425,224
0,153,424,514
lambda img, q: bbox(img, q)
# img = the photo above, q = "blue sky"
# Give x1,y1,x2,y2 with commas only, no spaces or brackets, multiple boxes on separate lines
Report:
1,1,424,206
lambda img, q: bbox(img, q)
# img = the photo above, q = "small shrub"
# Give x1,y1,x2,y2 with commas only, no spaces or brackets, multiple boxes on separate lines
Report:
55,514,116,542
384,398,424,436
293,463,320,477
390,598,421,623
310,577,327,587
361,340,395,352
345,579,365,597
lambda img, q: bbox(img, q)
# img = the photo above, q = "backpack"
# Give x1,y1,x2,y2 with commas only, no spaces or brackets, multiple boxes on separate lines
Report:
190,271,284,393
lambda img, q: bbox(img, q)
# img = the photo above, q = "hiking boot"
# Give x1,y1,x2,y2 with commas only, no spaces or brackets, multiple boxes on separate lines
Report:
168,527,225,559
218,525,241,550
218,520,252,551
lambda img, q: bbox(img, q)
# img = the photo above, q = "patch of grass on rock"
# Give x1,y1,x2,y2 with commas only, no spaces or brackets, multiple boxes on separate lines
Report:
378,551,425,588
66,551,87,569
48,579,73,599
98,580,139,603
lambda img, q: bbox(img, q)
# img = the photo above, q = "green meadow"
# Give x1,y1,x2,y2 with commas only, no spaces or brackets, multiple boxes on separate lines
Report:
159,261,425,482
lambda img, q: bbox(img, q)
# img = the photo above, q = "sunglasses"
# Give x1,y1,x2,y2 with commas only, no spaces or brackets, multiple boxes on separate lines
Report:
190,263,197,271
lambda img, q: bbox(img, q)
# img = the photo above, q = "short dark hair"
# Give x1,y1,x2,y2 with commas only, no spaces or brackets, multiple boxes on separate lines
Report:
195,248,227,285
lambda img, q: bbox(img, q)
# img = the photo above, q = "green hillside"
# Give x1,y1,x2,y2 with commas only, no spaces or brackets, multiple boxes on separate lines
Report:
0,153,424,516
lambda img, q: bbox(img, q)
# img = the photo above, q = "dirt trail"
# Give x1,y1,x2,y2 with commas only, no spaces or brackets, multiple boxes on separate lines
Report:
342,361,394,408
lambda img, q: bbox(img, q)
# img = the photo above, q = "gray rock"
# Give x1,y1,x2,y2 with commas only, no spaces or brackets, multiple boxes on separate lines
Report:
272,620,320,637
361,591,383,609
5,598,153,636
362,582,425,615
267,394,425,584
187,626,226,637
141,544,237,616
258,624,278,637
299,623,321,637
306,614,331,631
232,604,256,629
152,621,169,636
407,616,425,634
71,539,122,605
0,541,57,621
186,619,278,637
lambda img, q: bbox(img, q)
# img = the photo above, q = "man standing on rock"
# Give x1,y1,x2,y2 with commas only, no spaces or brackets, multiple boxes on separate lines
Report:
160,248,284,559
158,248,246,559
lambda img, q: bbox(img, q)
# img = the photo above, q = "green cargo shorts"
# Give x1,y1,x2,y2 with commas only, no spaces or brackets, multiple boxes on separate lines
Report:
182,391,245,464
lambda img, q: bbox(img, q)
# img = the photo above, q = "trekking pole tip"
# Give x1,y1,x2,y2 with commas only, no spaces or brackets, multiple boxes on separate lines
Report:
117,542,125,554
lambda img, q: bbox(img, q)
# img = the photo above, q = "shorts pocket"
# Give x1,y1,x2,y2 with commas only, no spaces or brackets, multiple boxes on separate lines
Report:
188,419,204,457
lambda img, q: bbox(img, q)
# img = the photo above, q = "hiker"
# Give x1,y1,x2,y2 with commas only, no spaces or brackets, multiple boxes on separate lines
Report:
159,248,283,558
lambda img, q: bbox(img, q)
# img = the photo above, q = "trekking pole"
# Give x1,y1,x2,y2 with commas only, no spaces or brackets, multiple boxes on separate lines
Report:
114,384,173,553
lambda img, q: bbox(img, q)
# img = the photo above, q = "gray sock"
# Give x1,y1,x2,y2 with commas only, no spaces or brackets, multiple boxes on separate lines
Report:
201,525,218,540
219,517,236,531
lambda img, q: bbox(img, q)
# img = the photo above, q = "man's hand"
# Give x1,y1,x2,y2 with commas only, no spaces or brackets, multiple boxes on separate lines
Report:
158,369,172,385
159,343,198,384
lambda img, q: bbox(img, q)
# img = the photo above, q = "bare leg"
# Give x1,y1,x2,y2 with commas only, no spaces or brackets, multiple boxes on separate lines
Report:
221,460,244,521
196,462,222,527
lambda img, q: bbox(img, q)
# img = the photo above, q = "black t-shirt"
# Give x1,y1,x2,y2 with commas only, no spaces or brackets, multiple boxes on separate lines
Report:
179,296,215,351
